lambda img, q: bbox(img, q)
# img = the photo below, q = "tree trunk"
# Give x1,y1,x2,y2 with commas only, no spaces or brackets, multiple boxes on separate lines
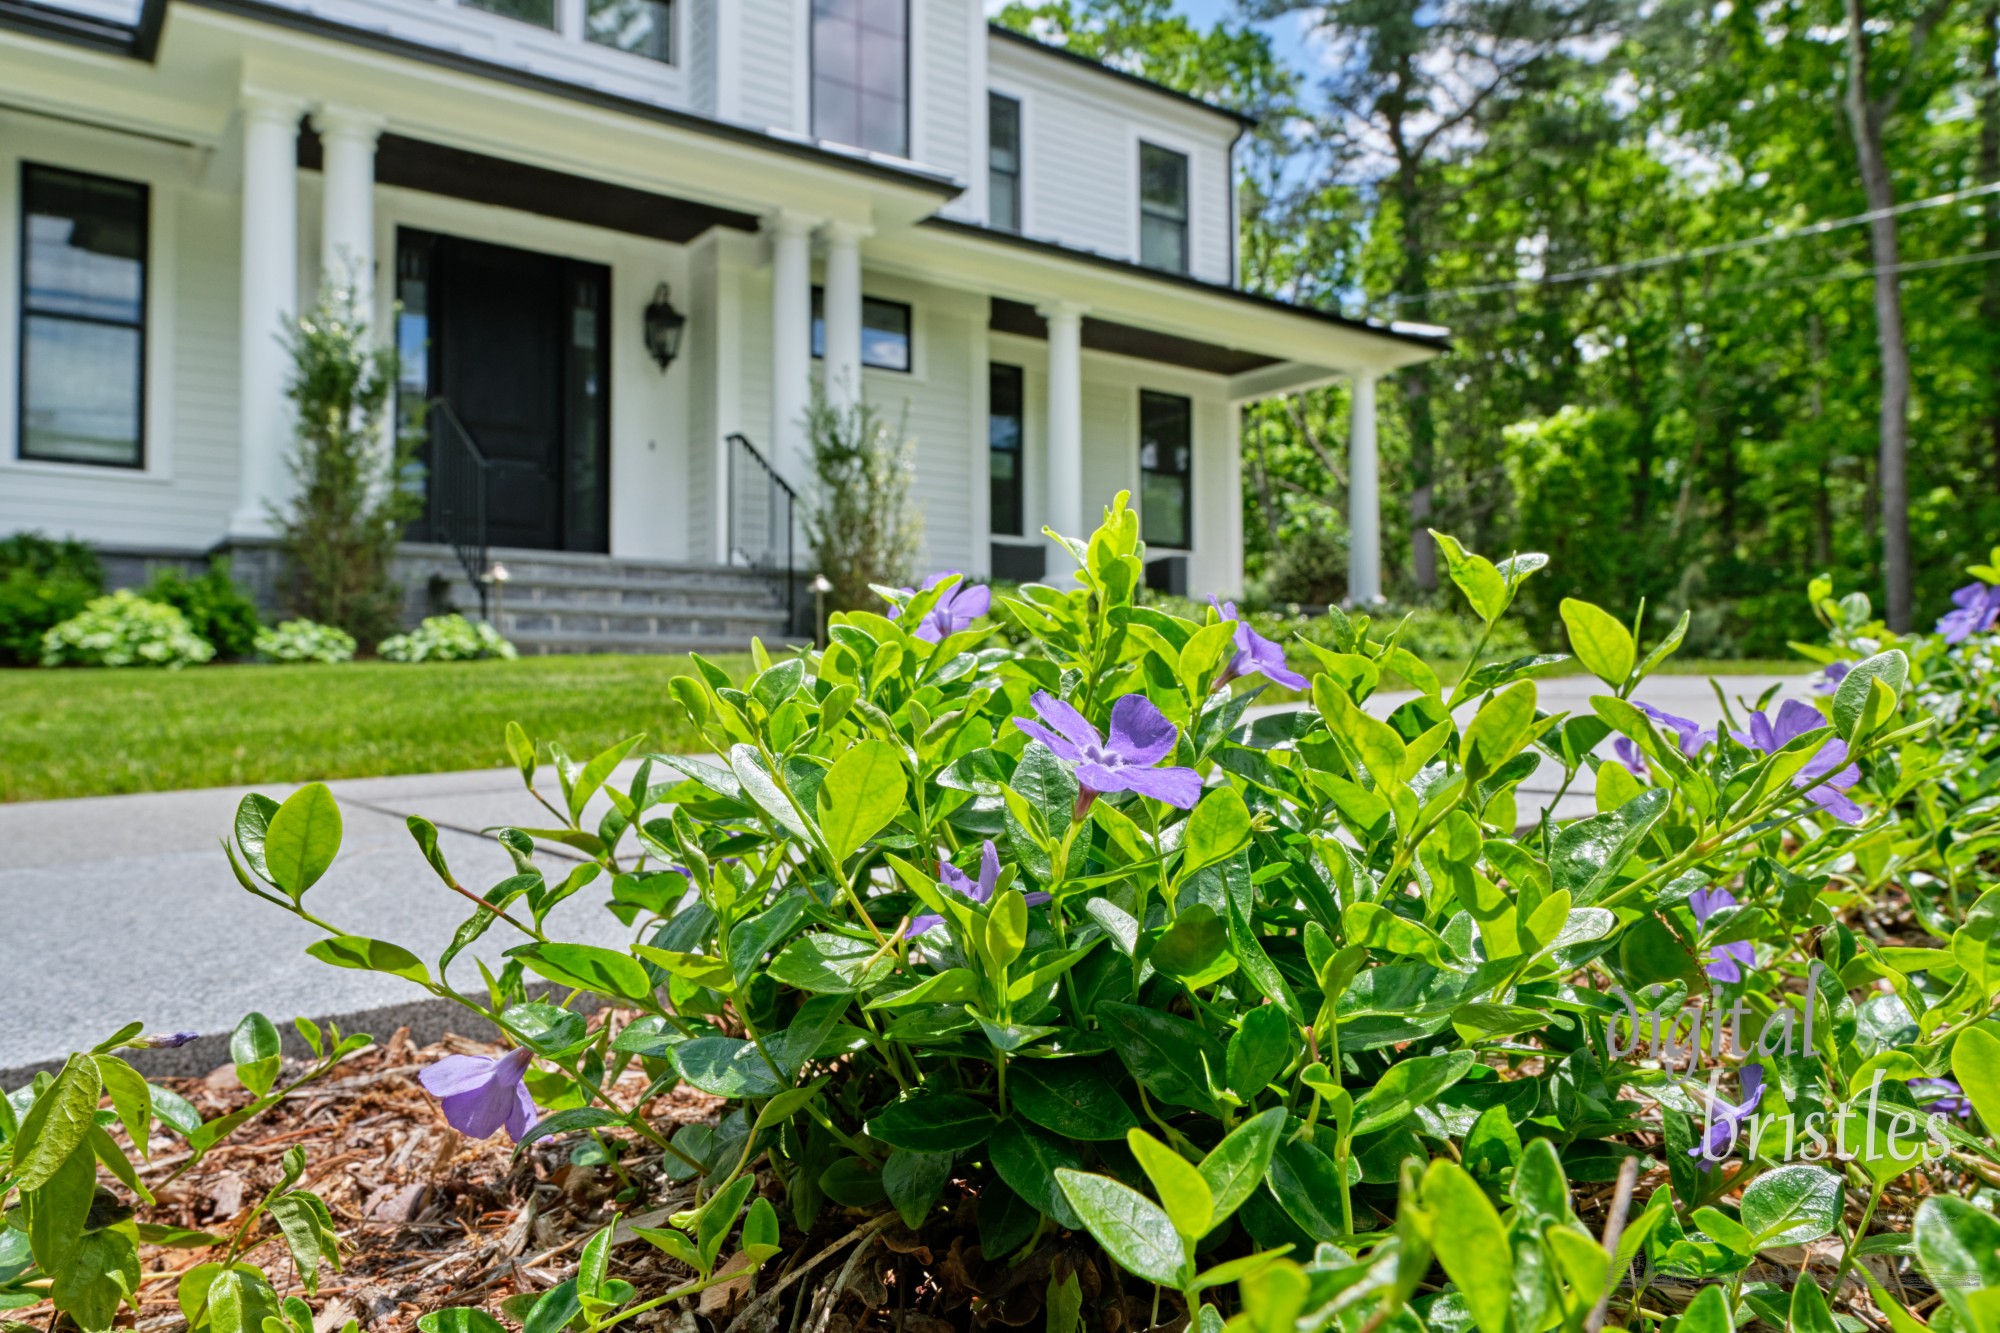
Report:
1843,0,1915,631
1981,0,2000,488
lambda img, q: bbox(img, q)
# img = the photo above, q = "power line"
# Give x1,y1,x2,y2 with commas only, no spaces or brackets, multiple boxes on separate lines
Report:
1374,180,2000,306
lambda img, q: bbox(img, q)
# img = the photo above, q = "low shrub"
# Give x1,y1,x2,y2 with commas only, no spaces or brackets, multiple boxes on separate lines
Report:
0,531,103,666
145,557,261,660
192,495,2000,1333
377,614,517,662
255,618,357,664
41,590,215,668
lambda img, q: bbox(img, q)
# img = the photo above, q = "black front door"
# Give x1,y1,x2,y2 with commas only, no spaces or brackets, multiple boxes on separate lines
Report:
397,229,610,553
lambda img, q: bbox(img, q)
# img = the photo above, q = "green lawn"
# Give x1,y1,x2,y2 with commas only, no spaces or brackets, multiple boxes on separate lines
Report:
0,654,751,803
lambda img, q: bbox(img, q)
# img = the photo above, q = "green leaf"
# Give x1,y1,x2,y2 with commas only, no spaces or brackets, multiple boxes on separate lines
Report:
1831,649,1907,741
866,1091,997,1152
419,1310,509,1333
1914,1196,2000,1329
1265,1137,1347,1241
1226,1008,1291,1101
728,744,817,845
1010,1061,1141,1141
741,1197,782,1262
768,934,895,994
13,1054,103,1190
233,794,280,880
1151,905,1228,981
523,1280,581,1333
506,943,653,1002
1550,787,1668,905
881,1148,955,1229
1790,1263,1838,1333
817,740,908,862
263,783,342,898
1098,1001,1225,1115
1432,533,1510,624
51,1221,139,1333
674,1038,783,1098
1198,1108,1285,1226
229,1014,283,1098
1422,1160,1511,1333
1181,788,1251,876
1127,1128,1212,1241
1560,599,1635,688
989,1119,1083,1228
1678,1285,1733,1333
1740,1164,1842,1248
986,889,1030,970
306,936,432,986
1054,1169,1186,1288
1459,681,1537,780
1957,1027,2000,1129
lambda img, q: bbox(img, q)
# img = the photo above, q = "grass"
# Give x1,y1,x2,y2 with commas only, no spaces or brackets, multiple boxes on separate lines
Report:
0,654,751,803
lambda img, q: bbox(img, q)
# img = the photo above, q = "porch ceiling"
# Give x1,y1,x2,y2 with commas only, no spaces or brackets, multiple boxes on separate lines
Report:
989,299,1279,377
296,126,760,245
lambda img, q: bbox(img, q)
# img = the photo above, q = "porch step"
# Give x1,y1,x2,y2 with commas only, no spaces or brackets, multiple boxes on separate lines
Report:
416,546,800,655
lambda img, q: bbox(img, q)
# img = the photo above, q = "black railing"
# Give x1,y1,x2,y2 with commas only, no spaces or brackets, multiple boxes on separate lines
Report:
727,433,798,627
428,400,493,620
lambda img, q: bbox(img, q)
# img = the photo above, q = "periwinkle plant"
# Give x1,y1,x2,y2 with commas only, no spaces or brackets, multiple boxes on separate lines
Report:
207,497,2000,1332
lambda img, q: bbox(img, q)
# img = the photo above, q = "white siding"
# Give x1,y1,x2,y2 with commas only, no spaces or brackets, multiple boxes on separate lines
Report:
913,0,976,208
688,0,719,116
986,36,1238,285
736,0,802,132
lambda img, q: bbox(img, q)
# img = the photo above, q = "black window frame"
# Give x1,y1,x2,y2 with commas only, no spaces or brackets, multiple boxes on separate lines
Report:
810,0,910,159
584,0,674,63
460,0,558,31
988,91,1022,233
1138,140,1190,275
1138,389,1192,550
810,286,914,374
989,361,1024,536
17,161,150,471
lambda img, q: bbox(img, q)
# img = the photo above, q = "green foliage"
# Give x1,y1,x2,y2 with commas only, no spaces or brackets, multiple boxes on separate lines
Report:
219,501,2000,1329
0,1021,366,1331
144,559,260,661
0,532,104,667
275,286,420,644
41,591,215,669
378,615,517,663
254,619,356,664
800,393,922,615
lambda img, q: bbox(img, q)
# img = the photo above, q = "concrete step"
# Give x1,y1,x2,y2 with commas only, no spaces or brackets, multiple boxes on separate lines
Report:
506,626,805,657
499,601,788,639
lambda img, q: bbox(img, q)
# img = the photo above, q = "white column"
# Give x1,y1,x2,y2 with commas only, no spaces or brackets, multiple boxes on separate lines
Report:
1041,300,1086,546
820,222,868,415
313,104,384,315
1347,369,1382,604
232,89,305,538
768,209,817,481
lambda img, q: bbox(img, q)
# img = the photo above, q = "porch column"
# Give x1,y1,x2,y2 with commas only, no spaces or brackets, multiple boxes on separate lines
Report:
313,104,384,315
1347,369,1382,604
231,89,305,538
820,221,869,414
768,209,818,483
1041,301,1086,546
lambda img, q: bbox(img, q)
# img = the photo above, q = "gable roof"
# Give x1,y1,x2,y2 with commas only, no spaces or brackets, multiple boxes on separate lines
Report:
987,22,1258,129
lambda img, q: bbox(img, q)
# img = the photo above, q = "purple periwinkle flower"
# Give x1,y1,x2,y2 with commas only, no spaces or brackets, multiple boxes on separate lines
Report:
1013,691,1203,810
1634,702,1716,758
1911,1077,1974,1120
1939,582,2000,644
891,572,991,643
418,1046,539,1142
905,839,1049,940
1211,598,1308,691
1730,699,1865,825
126,1031,200,1050
1612,738,1648,778
1690,1064,1764,1161
1687,887,1755,983
1812,661,1852,695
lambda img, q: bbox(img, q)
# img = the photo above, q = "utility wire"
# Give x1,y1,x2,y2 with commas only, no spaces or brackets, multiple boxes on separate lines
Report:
1374,179,2000,306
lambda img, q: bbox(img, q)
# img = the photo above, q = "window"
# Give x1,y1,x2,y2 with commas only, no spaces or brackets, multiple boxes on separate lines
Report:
989,363,1024,536
586,0,671,61
462,0,555,27
19,163,147,468
1138,142,1189,274
1139,390,1191,548
811,0,907,158
989,92,1021,233
810,288,913,373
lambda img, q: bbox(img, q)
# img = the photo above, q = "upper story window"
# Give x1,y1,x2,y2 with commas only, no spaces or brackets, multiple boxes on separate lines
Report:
460,0,673,64
812,0,908,158
811,288,913,373
1139,389,1192,549
988,93,1021,233
1138,142,1189,274
19,163,148,468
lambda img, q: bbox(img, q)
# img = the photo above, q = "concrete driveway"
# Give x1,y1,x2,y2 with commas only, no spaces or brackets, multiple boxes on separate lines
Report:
0,673,1806,1081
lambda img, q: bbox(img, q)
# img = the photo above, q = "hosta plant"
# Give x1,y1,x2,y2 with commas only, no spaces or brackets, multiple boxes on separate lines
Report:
219,496,2000,1332
41,589,215,668
256,618,358,664
378,614,517,663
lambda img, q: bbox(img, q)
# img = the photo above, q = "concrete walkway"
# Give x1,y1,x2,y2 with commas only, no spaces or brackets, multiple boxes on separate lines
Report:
0,673,1806,1080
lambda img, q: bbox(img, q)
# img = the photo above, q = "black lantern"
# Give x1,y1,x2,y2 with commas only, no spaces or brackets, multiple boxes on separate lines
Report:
643,282,685,370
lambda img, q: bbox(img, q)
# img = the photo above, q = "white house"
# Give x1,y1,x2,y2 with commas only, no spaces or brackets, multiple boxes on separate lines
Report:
0,0,1444,651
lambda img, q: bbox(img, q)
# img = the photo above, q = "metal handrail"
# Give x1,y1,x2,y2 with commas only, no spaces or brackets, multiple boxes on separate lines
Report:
427,398,493,620
726,432,798,627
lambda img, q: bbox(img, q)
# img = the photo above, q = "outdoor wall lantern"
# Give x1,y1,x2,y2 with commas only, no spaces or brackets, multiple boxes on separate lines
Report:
643,283,686,371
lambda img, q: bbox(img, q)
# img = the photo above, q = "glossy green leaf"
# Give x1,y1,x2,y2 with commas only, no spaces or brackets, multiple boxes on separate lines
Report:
866,1090,998,1152
817,740,907,862
989,1119,1083,1228
1560,598,1635,688
1054,1169,1186,1287
263,783,342,898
